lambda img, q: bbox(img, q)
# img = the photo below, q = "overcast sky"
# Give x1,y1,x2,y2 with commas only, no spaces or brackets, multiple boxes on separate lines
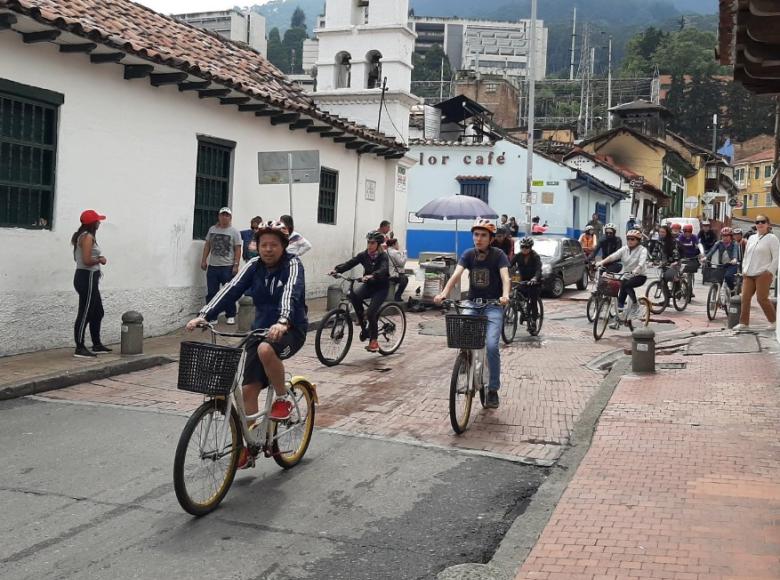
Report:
137,1,271,14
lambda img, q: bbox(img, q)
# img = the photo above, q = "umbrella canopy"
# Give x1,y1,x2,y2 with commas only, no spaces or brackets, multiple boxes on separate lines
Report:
415,195,498,221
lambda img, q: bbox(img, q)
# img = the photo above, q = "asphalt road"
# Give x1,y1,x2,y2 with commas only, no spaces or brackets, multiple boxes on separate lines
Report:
0,397,546,580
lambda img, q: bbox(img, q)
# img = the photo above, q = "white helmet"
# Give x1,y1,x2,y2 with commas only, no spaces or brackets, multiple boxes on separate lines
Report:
605,223,617,232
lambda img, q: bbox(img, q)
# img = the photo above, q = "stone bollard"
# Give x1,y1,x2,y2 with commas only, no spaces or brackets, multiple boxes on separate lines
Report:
327,283,344,311
631,327,655,373
120,311,144,355
727,295,742,329
237,296,254,332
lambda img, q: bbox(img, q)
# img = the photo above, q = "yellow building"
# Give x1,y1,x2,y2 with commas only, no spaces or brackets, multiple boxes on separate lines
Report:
733,148,779,223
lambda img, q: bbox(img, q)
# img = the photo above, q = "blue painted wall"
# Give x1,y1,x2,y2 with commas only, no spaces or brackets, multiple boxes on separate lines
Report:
407,229,475,258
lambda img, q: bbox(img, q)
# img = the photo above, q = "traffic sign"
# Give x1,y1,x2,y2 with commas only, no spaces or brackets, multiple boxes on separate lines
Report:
728,198,738,208
629,178,645,189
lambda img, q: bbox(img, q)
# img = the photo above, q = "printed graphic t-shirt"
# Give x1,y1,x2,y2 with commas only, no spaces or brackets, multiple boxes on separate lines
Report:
206,225,242,267
458,247,510,301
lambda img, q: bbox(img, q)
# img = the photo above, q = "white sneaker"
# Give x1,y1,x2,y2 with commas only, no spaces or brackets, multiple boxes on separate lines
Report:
226,317,236,325
732,323,749,331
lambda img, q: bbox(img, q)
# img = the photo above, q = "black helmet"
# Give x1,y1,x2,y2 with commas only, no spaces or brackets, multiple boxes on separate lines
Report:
519,236,534,248
366,230,385,243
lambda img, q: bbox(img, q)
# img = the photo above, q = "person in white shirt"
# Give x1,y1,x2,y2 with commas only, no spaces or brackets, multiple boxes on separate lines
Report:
734,215,778,331
280,214,312,257
596,229,649,312
385,237,408,301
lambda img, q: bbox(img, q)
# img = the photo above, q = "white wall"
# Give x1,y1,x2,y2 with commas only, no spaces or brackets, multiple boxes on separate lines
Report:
0,33,396,355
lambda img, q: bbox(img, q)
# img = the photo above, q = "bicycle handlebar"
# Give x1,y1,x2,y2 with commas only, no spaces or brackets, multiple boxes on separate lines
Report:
441,298,502,310
329,273,362,283
196,321,269,343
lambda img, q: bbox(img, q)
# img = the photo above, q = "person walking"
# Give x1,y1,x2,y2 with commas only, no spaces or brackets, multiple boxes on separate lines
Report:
280,214,312,257
201,207,243,325
241,215,263,262
72,210,110,358
734,215,778,331
587,213,604,240
386,237,408,301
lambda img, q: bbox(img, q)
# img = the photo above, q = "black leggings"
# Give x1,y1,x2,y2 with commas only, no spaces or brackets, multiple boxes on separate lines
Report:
350,283,387,340
618,275,647,308
74,269,104,347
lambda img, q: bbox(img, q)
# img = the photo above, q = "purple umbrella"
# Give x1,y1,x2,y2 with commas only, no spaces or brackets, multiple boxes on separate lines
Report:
415,195,498,254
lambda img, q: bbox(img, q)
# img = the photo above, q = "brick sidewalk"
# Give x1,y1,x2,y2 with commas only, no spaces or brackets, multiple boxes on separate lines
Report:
516,344,780,580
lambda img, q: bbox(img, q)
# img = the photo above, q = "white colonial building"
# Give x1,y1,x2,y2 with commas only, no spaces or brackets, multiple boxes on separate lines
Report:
0,0,409,355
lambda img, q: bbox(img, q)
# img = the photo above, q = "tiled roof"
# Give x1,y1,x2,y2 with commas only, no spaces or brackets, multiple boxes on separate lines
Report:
456,175,492,181
735,148,774,165
409,139,495,147
0,0,404,151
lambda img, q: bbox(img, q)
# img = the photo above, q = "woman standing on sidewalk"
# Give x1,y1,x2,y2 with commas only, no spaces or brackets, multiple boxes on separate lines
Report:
71,210,110,358
734,215,779,331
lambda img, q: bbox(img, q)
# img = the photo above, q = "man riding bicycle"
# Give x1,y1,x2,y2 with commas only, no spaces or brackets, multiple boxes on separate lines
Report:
330,230,390,353
434,219,510,409
596,229,649,314
186,220,307,468
509,236,542,319
590,223,622,273
703,227,741,291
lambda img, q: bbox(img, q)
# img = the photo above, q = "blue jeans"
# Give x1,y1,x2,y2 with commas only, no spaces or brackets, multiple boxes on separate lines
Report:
724,265,739,291
206,265,237,317
464,304,503,391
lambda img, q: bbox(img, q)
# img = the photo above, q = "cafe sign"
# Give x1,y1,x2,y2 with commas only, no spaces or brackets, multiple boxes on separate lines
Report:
418,151,507,167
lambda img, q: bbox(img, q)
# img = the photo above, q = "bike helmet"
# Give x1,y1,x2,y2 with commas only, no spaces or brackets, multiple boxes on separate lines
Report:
671,223,681,230
496,225,511,236
604,223,617,232
626,229,642,240
584,225,594,233
471,219,497,236
629,214,636,219
519,236,534,248
255,220,289,246
733,228,743,235
366,230,385,244
701,220,711,225
720,227,733,236
682,224,694,233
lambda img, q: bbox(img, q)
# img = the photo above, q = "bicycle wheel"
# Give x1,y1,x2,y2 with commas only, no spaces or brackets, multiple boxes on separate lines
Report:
449,351,474,435
272,379,316,469
314,308,353,366
377,302,406,356
673,279,691,311
645,281,668,315
633,298,651,328
586,294,599,322
593,296,612,341
502,304,518,344
706,284,719,321
173,399,241,517
528,298,544,336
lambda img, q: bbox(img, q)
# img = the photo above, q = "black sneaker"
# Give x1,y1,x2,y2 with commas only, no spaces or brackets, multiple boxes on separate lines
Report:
92,344,113,354
485,390,500,409
359,322,369,342
74,346,97,358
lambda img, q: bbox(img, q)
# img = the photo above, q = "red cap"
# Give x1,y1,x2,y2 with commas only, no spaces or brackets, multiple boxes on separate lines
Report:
80,209,106,225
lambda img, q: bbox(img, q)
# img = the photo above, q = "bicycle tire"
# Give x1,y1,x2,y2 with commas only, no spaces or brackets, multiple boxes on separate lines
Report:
593,297,612,341
272,379,316,469
502,304,518,344
586,294,599,323
706,284,719,321
528,298,544,336
673,279,691,311
314,309,353,366
645,281,668,315
377,302,406,356
173,399,241,517
449,351,474,435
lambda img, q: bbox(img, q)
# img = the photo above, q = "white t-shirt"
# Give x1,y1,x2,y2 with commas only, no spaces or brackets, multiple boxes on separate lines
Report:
742,232,780,277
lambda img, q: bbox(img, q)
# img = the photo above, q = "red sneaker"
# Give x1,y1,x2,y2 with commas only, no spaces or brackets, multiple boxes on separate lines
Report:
270,398,293,421
237,447,255,469
366,340,379,353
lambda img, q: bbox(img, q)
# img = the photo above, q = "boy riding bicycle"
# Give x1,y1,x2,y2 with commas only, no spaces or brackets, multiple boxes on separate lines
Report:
186,220,307,469
434,219,510,409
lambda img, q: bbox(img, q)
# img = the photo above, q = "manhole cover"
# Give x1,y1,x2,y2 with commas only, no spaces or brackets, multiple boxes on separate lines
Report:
686,334,760,355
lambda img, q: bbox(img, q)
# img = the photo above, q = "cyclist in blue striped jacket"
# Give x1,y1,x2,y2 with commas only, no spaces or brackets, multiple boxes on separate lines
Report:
187,220,308,452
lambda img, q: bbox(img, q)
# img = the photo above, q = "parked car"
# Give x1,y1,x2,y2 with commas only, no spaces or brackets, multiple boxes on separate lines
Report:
514,236,588,298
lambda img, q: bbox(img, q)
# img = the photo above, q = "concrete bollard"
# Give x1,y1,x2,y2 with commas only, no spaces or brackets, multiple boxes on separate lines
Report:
327,283,344,311
631,327,655,373
237,296,254,332
727,295,742,329
120,311,144,355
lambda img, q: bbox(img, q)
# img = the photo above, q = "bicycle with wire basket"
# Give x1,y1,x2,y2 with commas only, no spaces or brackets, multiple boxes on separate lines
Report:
703,262,742,321
592,270,651,341
585,266,611,323
173,322,317,516
443,299,500,434
502,277,544,343
314,273,406,366
644,259,696,314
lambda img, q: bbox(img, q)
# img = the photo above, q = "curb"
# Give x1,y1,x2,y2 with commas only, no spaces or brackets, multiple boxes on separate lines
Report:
0,355,176,401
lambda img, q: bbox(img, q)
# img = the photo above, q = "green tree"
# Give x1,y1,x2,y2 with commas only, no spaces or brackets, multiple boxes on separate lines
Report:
653,28,724,78
266,27,289,72
412,44,451,82
282,7,308,74
291,6,306,29
621,27,667,77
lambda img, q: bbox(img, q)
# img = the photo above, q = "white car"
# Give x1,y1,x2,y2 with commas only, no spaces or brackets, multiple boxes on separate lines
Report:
660,217,700,235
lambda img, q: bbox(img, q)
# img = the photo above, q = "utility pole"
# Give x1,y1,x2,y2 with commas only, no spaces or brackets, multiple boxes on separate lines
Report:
524,0,537,236
712,113,718,152
588,47,595,134
569,7,577,81
439,56,445,101
607,37,613,130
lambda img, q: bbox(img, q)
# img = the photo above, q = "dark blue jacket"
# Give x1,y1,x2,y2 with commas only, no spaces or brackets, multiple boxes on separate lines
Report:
199,253,308,332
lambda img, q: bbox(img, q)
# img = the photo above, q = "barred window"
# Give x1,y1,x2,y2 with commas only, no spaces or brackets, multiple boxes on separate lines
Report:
0,80,63,229
193,137,233,239
458,178,490,203
318,167,338,225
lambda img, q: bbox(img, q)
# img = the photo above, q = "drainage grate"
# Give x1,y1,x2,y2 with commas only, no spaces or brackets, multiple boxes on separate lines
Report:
657,362,687,369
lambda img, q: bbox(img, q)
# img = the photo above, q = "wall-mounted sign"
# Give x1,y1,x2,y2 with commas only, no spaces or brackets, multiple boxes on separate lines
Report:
258,150,320,185
408,212,425,224
365,179,376,201
531,180,545,187
396,166,407,192
546,180,559,186
417,152,507,166
542,192,555,204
